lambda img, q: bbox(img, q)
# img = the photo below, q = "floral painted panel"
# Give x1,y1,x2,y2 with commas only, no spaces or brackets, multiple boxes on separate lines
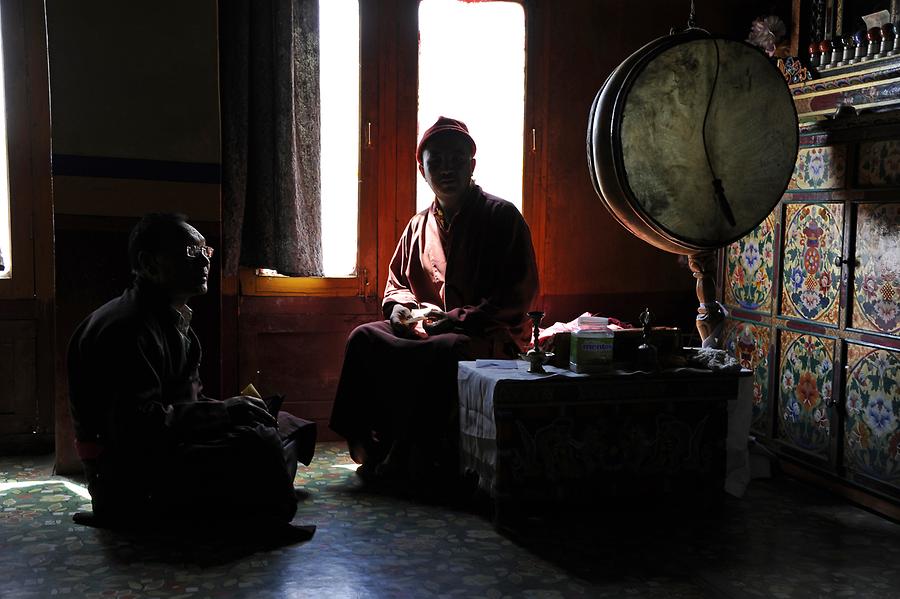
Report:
723,319,771,432
781,203,843,324
852,203,900,334
844,344,900,487
787,146,846,191
858,140,900,187
724,213,776,312
778,330,834,457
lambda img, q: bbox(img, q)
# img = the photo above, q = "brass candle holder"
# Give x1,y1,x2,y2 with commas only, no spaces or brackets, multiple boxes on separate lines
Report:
636,307,659,371
519,310,554,374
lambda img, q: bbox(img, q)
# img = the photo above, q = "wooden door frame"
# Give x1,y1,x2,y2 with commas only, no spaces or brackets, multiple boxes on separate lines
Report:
0,0,54,452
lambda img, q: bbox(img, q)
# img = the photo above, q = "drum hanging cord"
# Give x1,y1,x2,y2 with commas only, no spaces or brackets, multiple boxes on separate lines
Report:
701,39,737,227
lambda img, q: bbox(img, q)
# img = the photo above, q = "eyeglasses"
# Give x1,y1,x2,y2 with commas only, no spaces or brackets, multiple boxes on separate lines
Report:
186,245,214,259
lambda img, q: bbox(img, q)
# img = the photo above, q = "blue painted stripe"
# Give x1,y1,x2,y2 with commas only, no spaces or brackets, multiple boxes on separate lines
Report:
52,154,221,184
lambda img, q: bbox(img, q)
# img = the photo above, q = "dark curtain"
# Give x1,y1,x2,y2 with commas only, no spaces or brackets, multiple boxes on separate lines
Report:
220,0,323,277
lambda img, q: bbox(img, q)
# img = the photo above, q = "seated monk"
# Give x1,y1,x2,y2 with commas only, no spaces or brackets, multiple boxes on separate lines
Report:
67,213,315,529
330,116,539,486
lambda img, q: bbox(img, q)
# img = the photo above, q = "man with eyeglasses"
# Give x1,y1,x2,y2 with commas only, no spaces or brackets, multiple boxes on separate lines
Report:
67,213,313,536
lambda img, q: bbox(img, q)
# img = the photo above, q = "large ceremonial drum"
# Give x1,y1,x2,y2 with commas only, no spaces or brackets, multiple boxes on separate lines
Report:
587,30,798,254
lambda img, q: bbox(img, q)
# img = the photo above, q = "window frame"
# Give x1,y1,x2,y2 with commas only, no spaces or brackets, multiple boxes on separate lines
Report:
240,0,381,298
415,0,529,214
240,0,535,299
0,0,52,300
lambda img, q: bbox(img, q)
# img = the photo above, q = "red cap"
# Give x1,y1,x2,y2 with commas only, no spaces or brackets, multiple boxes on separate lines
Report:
416,116,476,165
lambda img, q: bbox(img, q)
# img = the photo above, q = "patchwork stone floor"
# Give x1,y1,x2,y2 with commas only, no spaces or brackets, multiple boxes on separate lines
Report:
1,442,899,598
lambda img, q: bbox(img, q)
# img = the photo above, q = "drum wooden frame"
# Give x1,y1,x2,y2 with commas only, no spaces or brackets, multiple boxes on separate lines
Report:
588,30,799,255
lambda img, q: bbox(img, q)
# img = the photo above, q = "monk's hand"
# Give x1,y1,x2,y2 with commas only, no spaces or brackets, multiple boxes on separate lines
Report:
423,309,454,336
223,395,277,427
389,304,415,335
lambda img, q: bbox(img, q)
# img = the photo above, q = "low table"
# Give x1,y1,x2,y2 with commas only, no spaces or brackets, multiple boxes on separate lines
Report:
457,361,749,525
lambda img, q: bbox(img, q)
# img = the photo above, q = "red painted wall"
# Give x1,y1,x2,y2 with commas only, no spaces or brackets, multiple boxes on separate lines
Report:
531,0,738,331
236,1,779,441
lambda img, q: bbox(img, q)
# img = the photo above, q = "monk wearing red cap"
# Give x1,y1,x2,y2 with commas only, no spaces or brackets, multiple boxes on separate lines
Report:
330,116,539,489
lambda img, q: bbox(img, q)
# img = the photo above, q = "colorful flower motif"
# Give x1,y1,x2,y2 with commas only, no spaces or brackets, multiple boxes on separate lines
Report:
803,336,817,353
862,274,879,299
874,352,892,376
742,241,760,270
852,204,900,334
782,369,795,389
725,215,774,312
724,320,770,432
890,430,900,459
851,420,870,450
797,372,821,411
790,146,847,189
864,394,895,436
784,400,801,423
808,153,826,181
801,290,821,311
873,300,898,327
780,332,833,455
881,263,897,282
782,203,842,323
754,266,767,290
813,408,830,431
858,140,900,186
845,346,900,483
794,149,835,189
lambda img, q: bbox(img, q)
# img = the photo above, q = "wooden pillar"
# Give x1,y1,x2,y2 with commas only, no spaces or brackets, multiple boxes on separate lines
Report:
688,251,724,346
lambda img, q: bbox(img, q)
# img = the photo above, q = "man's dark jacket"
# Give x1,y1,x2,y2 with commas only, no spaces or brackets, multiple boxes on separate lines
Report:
68,280,297,522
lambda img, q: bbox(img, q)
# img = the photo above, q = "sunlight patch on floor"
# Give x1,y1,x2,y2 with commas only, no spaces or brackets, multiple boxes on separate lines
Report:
331,463,359,471
0,479,92,500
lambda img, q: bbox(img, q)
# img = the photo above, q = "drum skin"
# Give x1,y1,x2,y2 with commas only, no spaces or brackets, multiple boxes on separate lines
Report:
587,31,798,254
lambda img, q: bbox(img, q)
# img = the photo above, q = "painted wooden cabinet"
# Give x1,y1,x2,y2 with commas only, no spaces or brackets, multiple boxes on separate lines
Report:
721,100,900,511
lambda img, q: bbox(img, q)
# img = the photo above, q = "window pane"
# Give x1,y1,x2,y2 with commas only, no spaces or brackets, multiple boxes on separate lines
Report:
417,0,525,213
0,7,11,280
319,0,359,277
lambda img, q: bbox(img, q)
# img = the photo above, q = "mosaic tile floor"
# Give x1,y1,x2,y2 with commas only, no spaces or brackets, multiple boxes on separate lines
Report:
2,442,900,598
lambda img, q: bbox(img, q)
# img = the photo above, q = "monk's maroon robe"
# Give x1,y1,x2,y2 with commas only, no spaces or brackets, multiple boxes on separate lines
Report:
330,185,538,457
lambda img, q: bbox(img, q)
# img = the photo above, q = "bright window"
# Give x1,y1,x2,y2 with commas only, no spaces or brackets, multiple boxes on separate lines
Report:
417,0,526,213
319,0,360,277
0,7,11,280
